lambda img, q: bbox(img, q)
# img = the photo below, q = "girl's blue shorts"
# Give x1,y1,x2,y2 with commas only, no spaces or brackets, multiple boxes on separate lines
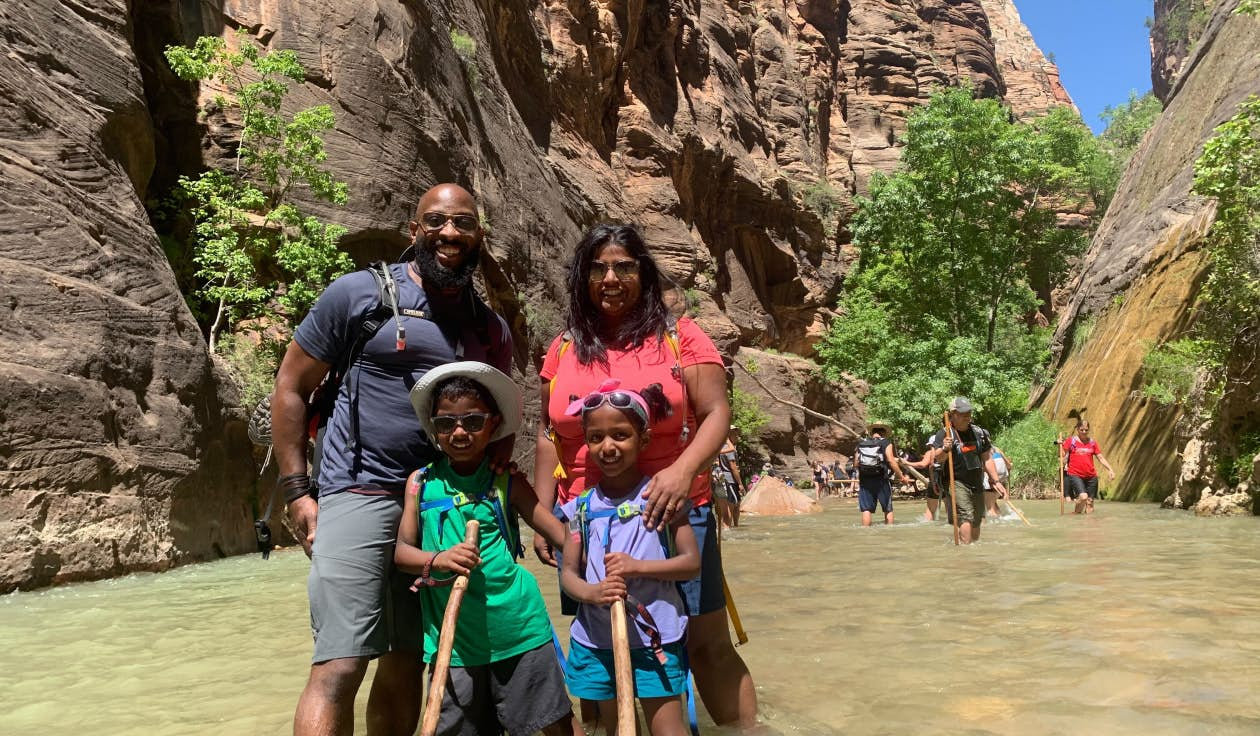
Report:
565,639,687,700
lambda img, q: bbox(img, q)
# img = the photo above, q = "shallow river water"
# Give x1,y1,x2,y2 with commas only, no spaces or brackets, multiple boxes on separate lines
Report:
5,498,1260,735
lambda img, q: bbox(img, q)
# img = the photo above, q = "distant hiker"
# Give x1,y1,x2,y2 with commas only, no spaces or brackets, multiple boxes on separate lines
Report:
396,363,578,736
930,398,1008,544
713,427,745,528
271,183,512,736
812,461,826,493
854,422,910,526
1061,421,1115,514
906,434,945,521
559,380,701,736
983,446,1013,518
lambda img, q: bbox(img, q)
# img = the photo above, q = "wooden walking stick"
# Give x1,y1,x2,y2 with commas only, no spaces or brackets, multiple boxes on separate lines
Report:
715,523,749,645
945,412,959,546
421,520,480,736
1058,433,1066,516
610,597,637,736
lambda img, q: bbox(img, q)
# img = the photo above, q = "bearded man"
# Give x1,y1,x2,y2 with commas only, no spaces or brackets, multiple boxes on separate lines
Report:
271,184,512,736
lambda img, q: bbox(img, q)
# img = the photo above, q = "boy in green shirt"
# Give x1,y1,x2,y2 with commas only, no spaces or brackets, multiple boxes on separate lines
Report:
396,362,577,736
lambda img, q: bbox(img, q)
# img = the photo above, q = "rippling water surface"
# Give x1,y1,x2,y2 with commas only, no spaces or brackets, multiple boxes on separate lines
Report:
5,499,1260,735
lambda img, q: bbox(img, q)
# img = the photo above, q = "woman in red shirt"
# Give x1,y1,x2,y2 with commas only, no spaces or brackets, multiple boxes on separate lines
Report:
1061,420,1116,513
533,224,757,728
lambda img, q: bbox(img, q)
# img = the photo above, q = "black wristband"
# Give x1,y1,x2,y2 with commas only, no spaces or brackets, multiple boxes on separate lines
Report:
279,473,312,504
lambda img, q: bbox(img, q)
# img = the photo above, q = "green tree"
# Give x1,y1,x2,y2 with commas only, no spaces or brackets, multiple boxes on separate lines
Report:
165,34,353,351
1088,91,1163,211
818,87,1091,436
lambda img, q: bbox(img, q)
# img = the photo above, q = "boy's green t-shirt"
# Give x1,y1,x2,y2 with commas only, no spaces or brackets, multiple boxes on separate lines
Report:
417,458,552,666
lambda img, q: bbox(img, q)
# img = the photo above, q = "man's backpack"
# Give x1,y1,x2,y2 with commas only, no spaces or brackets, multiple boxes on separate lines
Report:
855,437,889,478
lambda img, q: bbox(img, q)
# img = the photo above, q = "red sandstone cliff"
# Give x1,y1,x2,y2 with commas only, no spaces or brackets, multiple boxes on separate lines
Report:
0,0,1072,590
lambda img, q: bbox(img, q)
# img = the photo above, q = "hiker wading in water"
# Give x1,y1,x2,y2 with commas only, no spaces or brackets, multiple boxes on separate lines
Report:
532,223,758,728
273,184,512,736
1061,420,1115,514
928,397,1007,545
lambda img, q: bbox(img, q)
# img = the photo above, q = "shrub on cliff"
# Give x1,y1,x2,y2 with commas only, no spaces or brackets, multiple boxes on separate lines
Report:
163,34,353,353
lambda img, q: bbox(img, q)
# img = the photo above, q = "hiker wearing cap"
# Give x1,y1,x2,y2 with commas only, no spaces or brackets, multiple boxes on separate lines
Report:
854,422,910,526
929,397,1007,544
272,184,512,736
1061,420,1115,514
396,363,578,736
533,224,757,728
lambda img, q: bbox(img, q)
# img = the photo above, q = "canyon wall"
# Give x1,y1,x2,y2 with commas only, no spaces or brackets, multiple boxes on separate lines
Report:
0,0,1068,590
1036,0,1260,505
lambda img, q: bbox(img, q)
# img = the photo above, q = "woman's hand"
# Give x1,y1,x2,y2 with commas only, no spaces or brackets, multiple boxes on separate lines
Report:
433,542,481,576
533,534,558,567
641,462,693,530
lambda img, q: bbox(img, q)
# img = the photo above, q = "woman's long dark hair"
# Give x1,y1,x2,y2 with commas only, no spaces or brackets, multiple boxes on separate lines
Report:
565,224,670,367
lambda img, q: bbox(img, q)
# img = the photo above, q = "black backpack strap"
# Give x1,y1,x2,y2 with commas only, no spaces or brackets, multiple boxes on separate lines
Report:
344,262,402,455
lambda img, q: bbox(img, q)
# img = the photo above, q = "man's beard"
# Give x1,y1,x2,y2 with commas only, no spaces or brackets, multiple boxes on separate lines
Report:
413,239,481,300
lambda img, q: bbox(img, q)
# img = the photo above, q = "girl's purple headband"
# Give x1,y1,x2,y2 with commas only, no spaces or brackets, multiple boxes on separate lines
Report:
564,378,650,424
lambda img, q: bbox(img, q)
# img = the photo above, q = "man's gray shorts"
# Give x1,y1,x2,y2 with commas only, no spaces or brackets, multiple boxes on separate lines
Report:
308,490,422,663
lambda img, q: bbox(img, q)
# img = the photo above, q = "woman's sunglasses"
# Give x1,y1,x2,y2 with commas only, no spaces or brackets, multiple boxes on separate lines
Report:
432,412,492,434
587,259,640,282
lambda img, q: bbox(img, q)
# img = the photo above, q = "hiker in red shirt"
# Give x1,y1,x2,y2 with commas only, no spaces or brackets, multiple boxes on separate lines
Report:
1060,420,1116,514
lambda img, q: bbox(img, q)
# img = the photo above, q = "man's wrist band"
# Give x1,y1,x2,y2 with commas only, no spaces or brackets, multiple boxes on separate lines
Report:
279,473,312,504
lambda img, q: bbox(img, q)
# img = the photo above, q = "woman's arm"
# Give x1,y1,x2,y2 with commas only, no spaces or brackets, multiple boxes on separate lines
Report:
510,471,567,549
642,362,731,529
604,519,700,582
1096,452,1116,479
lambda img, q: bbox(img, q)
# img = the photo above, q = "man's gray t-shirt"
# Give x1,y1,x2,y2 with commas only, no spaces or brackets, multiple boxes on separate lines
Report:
294,262,512,496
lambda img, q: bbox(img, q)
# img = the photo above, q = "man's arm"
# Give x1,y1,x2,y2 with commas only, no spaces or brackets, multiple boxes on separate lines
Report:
272,340,331,557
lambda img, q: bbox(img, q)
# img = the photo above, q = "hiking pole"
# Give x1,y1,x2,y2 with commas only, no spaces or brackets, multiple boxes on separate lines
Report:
716,523,749,645
1057,433,1066,516
610,597,637,736
421,520,480,736
945,412,959,546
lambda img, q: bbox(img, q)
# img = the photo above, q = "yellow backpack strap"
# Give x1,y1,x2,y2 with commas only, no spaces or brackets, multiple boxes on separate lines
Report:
666,319,690,445
547,333,573,479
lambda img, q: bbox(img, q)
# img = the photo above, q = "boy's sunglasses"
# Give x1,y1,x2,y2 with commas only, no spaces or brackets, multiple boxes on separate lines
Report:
432,412,492,434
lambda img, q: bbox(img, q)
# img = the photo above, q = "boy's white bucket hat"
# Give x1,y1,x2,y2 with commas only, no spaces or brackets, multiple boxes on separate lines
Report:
409,361,521,442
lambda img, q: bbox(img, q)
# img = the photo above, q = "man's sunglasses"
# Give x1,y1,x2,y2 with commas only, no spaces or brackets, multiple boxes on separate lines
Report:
587,259,640,282
432,412,493,434
421,212,480,233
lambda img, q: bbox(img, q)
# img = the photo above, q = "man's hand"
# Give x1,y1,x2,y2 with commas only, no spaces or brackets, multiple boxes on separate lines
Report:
287,495,319,558
533,534,558,567
486,435,517,475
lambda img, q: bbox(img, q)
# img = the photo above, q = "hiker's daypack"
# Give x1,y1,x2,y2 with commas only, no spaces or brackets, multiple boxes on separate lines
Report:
855,437,890,478
249,260,504,486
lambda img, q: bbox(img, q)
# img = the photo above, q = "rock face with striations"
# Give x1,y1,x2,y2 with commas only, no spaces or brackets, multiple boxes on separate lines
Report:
0,0,1068,590
1035,0,1260,505
0,0,257,592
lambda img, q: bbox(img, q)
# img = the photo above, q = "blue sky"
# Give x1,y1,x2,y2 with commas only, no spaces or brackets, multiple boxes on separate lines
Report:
1015,0,1154,133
